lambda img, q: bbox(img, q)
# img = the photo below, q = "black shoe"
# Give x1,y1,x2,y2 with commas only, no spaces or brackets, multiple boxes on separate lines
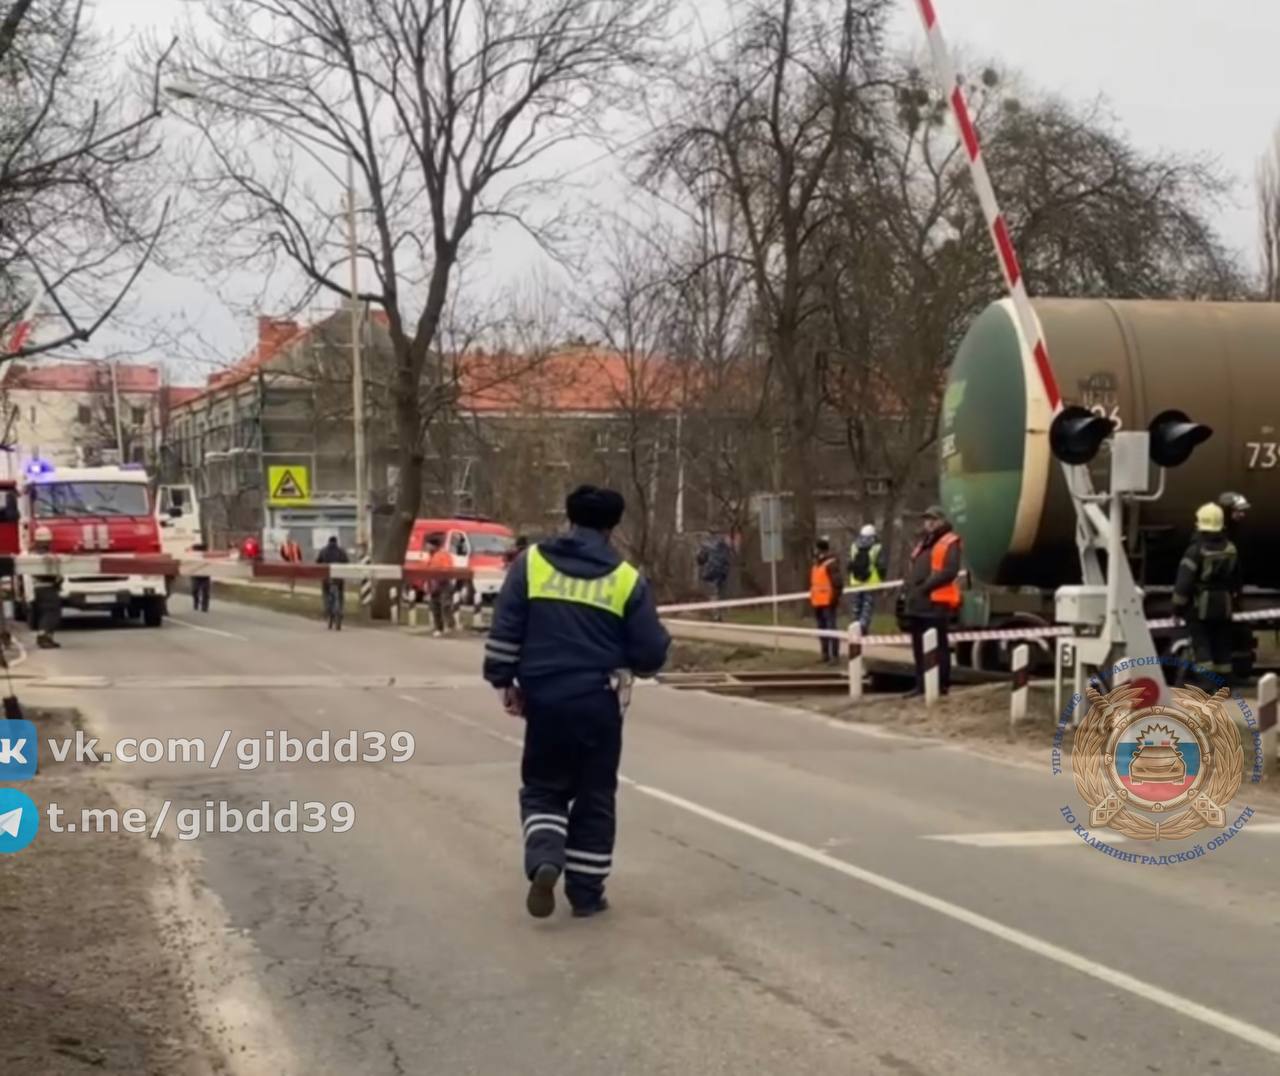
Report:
571,897,610,919
902,688,924,699
526,863,560,919
36,636,61,650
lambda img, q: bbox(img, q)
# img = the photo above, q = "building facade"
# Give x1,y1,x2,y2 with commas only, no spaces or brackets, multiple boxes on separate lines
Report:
162,310,934,592
0,360,172,479
161,313,399,553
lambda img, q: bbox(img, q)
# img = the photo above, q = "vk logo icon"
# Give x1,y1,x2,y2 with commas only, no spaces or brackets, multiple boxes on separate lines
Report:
0,719,37,780
0,788,39,853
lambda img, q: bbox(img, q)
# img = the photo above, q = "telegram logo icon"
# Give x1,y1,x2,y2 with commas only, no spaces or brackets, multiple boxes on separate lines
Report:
0,788,39,853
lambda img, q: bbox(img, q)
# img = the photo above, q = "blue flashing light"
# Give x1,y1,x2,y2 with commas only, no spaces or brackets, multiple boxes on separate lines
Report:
25,459,53,477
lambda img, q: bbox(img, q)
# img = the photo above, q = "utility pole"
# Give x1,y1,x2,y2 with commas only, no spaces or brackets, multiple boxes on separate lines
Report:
108,360,124,462
674,410,685,534
347,151,368,551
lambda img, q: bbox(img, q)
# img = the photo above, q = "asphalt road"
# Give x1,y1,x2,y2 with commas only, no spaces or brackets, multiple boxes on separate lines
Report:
19,599,1280,1076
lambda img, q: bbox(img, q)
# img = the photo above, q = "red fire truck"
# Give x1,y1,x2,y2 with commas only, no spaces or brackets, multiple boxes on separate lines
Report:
14,462,168,626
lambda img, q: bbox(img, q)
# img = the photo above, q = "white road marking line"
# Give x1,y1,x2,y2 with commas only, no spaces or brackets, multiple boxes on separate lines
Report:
414,697,1280,1058
166,617,248,641
925,831,1102,847
925,823,1280,847
625,781,1280,1058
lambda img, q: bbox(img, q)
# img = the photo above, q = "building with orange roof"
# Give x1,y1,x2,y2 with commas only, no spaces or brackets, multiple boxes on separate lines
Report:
159,306,925,582
161,308,723,552
0,359,194,479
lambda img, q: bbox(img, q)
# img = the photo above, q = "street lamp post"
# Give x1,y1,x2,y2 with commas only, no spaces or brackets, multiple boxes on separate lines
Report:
107,360,125,462
165,83,368,549
346,151,368,551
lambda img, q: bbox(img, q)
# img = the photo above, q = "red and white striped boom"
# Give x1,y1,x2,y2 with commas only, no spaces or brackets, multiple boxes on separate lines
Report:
914,0,1062,412
3,554,474,587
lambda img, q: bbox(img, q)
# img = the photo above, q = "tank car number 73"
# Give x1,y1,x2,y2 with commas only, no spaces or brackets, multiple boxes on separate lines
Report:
1246,442,1279,469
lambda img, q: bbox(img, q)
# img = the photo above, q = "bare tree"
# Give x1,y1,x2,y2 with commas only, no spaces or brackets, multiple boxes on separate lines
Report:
580,224,685,573
1259,125,1280,301
648,0,891,569
1,0,173,361
171,0,672,608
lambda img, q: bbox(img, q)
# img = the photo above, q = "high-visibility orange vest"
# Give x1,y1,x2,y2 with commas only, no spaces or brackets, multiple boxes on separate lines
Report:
427,549,454,572
913,532,961,610
810,558,837,608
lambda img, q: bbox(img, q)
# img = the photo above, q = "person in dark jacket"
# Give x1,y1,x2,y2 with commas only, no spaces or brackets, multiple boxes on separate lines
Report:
316,536,349,622
484,484,671,920
1173,503,1242,688
1216,492,1253,680
695,534,732,620
902,507,962,697
31,525,61,650
809,538,843,663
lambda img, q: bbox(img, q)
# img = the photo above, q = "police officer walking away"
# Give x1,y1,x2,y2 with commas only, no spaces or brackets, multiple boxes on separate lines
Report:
483,485,671,920
1173,503,1241,687
903,506,962,697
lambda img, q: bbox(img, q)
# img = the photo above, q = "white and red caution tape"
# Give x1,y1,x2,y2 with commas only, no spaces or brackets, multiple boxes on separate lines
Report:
656,578,907,616
665,608,1280,647
5,553,471,586
914,0,1062,412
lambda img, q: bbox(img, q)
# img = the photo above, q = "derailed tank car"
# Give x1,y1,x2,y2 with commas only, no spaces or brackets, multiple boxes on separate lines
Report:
938,297,1280,668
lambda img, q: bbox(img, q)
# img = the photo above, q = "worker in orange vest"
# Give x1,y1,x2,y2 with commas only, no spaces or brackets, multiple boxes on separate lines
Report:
425,535,456,636
809,538,844,664
904,506,963,697
280,537,303,564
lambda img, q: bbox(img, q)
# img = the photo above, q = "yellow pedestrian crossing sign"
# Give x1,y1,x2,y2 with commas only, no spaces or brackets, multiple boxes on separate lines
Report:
268,465,311,505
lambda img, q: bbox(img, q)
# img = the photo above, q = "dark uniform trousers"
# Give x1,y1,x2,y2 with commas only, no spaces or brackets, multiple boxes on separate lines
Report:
519,685,622,909
192,577,211,611
1229,623,1254,682
1188,617,1232,687
34,579,61,635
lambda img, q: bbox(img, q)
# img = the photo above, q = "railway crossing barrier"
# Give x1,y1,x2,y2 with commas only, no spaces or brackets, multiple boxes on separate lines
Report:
846,623,863,701
1259,673,1277,779
922,628,940,707
1010,645,1030,728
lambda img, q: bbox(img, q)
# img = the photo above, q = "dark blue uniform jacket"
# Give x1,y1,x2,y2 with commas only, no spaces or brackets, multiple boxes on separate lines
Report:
483,528,671,701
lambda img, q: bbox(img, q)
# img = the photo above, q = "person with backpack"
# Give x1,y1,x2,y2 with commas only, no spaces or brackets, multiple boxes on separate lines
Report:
695,533,732,621
847,523,887,635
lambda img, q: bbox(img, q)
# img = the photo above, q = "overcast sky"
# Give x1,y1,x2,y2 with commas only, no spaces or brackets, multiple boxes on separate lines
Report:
81,0,1277,378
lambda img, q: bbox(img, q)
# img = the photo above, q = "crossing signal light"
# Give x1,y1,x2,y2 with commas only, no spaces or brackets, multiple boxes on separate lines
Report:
1148,409,1211,468
1049,405,1115,465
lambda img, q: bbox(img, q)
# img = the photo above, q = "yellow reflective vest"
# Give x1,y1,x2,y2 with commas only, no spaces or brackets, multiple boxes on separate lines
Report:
526,545,640,618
